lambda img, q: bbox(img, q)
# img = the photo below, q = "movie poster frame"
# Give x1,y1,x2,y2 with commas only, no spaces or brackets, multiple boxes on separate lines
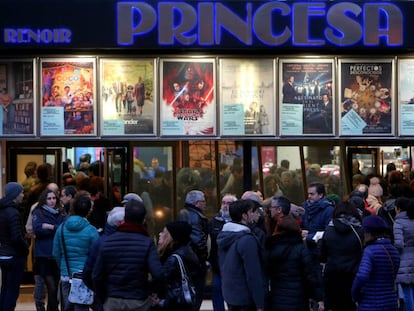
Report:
219,58,276,137
99,58,157,136
39,57,97,137
278,58,335,136
338,58,395,136
398,58,414,136
159,58,217,137
0,58,36,137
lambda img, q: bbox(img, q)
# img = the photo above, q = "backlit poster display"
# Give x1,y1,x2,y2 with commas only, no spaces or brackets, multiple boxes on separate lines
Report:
160,59,216,136
279,59,334,136
339,59,394,135
398,59,414,135
100,59,156,135
40,58,96,136
0,59,35,136
220,58,275,136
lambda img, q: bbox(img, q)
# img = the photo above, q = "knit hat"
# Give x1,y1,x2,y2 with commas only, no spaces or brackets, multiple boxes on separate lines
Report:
166,221,192,244
5,182,23,201
362,215,388,233
121,192,143,204
368,177,383,198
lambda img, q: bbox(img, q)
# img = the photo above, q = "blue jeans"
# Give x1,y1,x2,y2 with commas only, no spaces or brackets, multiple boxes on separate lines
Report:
60,280,90,311
212,272,226,311
0,257,26,311
401,284,414,311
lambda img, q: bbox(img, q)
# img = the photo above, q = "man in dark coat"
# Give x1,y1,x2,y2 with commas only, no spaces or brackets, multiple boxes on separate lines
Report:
92,200,163,311
177,190,209,311
0,182,28,311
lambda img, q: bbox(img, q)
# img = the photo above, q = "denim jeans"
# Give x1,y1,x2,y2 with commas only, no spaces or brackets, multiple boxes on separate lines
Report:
212,272,226,311
0,257,26,311
401,284,414,311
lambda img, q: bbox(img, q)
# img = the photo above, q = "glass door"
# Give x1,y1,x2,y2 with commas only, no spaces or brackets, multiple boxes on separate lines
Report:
104,147,127,206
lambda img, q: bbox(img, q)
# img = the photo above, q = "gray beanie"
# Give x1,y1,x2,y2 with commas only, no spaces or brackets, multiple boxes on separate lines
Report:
5,182,23,200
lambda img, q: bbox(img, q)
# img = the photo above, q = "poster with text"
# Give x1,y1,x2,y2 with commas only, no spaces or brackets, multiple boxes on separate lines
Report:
160,59,216,136
220,58,275,136
40,58,96,136
0,59,35,136
100,59,155,135
398,59,414,135
279,59,334,135
339,59,394,136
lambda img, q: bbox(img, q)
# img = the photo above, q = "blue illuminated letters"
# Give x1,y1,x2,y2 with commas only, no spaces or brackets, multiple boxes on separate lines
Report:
4,28,72,44
117,1,403,47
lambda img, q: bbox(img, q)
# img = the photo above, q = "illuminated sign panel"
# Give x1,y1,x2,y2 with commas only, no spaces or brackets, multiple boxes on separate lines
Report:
0,0,407,50
117,2,403,47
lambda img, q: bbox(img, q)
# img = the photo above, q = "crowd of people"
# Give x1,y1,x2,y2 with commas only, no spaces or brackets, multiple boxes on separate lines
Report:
0,156,413,311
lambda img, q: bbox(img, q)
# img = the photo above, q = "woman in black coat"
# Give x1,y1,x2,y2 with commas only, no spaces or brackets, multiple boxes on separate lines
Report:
266,215,324,311
320,201,364,311
151,221,199,311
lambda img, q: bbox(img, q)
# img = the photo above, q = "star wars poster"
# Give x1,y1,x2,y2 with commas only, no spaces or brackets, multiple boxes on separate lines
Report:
100,59,155,135
220,58,274,136
279,59,334,136
40,58,96,136
160,59,216,136
339,59,394,135
398,59,414,135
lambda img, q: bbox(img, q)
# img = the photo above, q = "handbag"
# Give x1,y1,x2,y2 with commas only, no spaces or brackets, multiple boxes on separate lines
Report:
60,225,94,305
172,254,196,306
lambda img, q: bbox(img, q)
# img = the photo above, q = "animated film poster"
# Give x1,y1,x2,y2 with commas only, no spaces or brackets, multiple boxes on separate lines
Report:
339,59,394,135
279,59,334,136
220,58,274,136
0,60,35,136
100,59,155,135
40,58,96,136
160,59,216,136
398,59,414,135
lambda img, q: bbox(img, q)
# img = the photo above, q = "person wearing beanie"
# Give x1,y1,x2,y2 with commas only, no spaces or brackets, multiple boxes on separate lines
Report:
266,214,324,311
151,220,199,311
366,176,383,215
352,215,400,310
0,181,28,311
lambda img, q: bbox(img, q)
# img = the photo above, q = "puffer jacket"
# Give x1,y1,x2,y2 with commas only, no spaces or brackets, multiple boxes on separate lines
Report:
352,238,400,311
393,211,414,284
53,215,99,277
0,198,28,258
92,222,164,302
267,233,323,311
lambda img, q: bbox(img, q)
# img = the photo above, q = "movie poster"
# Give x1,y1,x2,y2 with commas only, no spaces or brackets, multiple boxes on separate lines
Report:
398,59,414,135
339,59,394,135
0,59,35,136
40,58,96,136
279,59,334,135
220,58,274,136
160,59,216,136
100,59,155,135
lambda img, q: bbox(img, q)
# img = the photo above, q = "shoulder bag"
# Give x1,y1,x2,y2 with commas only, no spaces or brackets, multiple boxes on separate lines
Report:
171,254,196,306
60,224,94,306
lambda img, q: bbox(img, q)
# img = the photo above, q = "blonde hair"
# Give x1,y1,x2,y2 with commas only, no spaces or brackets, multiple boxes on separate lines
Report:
157,227,174,257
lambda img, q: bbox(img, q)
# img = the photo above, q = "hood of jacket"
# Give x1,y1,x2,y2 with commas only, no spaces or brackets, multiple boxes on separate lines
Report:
0,197,18,210
64,215,91,233
329,215,361,234
216,222,251,251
